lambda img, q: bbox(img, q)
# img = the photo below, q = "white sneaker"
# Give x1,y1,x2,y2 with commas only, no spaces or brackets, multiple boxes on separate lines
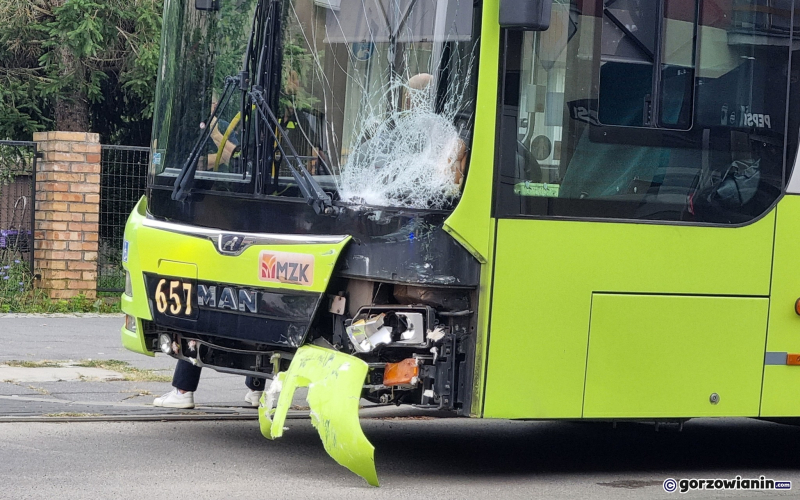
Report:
245,390,263,407
153,388,195,409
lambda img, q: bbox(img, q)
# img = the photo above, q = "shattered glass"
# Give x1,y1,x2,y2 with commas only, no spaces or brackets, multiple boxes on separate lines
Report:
152,0,478,208
277,0,478,208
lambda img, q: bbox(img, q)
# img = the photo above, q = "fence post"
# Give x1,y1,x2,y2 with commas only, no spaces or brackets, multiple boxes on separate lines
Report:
32,132,101,300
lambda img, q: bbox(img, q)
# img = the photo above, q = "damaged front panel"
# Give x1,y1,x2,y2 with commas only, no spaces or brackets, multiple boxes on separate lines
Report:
139,0,487,488
150,191,480,287
259,345,379,486
255,315,473,486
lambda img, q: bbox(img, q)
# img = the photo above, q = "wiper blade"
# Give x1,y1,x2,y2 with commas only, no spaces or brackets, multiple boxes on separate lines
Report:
250,88,338,215
172,75,240,201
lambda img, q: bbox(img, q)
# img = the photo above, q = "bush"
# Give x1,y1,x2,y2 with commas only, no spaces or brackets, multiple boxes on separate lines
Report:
0,258,120,313
0,259,28,298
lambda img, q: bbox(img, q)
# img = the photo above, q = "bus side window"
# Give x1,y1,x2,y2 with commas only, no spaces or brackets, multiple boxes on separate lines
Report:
494,0,798,224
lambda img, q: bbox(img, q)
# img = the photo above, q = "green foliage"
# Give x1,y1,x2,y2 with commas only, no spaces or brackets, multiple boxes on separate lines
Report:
0,0,163,143
281,14,319,113
0,143,36,186
0,0,322,142
0,259,29,299
0,258,119,313
0,2,50,139
213,0,254,91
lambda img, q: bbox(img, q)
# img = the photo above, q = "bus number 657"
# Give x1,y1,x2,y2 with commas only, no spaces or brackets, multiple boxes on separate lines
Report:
154,279,194,317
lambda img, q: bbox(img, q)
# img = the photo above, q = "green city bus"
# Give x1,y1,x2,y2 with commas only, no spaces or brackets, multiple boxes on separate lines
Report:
122,0,800,485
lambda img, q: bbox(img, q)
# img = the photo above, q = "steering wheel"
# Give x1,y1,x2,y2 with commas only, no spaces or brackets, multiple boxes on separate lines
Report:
214,111,242,171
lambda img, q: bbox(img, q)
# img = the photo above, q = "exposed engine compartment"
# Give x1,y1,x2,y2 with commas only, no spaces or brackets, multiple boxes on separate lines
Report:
138,194,481,416
143,276,477,415
311,278,476,414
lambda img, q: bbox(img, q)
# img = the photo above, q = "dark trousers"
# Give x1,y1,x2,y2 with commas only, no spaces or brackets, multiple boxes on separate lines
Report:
172,359,266,392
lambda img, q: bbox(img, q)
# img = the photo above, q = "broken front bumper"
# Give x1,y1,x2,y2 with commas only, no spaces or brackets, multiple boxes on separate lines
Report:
259,345,379,487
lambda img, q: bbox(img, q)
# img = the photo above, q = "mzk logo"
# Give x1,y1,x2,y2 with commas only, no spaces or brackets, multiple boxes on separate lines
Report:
259,251,314,286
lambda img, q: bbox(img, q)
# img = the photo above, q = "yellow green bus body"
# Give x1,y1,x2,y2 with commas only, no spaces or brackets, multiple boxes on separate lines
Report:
762,196,800,417
122,0,800,485
121,0,800,422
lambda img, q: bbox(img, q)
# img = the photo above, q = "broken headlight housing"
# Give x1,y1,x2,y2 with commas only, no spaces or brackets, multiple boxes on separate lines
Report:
345,305,435,353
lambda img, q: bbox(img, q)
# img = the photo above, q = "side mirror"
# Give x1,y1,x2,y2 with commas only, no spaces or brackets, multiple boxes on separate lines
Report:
196,0,220,11
499,0,552,31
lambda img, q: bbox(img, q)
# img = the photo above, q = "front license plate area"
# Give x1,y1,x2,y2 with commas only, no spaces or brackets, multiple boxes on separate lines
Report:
146,275,198,321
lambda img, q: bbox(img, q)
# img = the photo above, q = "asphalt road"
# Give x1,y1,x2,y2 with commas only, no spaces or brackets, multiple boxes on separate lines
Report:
1,316,799,499
0,315,254,409
1,417,799,499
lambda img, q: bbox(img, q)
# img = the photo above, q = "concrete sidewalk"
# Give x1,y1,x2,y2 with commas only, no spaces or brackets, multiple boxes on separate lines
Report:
0,315,266,419
0,314,440,422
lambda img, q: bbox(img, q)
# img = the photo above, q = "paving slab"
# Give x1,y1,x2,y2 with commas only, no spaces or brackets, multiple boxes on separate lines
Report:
0,382,51,397
0,315,170,371
0,366,124,382
0,316,313,418
41,381,171,404
0,395,259,419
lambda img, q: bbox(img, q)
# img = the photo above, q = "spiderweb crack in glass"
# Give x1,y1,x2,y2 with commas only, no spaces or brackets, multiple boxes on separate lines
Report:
151,0,478,209
338,81,470,209
283,0,477,209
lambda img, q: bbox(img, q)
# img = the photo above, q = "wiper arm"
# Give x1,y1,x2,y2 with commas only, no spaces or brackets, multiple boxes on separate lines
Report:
250,88,338,215
172,75,240,201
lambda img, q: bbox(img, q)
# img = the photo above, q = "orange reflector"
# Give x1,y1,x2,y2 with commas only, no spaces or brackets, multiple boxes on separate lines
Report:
788,354,800,366
383,358,419,386
796,299,800,316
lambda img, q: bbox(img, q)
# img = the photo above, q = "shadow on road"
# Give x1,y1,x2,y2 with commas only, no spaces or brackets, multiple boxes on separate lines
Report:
179,417,800,481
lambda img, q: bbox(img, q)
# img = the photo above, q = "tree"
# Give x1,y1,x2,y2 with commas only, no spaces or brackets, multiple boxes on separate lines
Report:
0,0,162,144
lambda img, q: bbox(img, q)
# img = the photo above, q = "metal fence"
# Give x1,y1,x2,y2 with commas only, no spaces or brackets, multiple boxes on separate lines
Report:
99,145,149,293
0,141,37,281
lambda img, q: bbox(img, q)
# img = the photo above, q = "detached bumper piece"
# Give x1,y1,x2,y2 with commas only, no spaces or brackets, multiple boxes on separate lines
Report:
259,345,379,486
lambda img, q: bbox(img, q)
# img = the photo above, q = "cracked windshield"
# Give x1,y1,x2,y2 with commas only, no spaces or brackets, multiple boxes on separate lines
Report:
152,0,478,209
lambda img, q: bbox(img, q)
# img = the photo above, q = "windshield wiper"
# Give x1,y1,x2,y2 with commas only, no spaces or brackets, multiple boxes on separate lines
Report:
172,0,337,213
250,88,338,215
172,75,240,201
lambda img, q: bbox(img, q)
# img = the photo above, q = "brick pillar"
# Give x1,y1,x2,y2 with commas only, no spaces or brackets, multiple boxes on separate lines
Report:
32,132,101,300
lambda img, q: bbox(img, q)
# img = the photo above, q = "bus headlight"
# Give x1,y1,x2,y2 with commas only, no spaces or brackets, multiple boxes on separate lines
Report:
125,315,137,333
159,334,173,354
124,271,133,297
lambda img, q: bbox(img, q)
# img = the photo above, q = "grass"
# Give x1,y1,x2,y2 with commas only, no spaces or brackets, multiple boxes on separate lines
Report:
4,360,62,368
74,359,171,382
0,291,121,314
97,272,125,293
121,389,154,401
0,380,51,395
0,259,121,313
2,359,170,383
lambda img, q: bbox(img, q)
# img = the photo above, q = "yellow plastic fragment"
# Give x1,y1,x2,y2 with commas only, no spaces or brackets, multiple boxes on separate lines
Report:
258,345,379,486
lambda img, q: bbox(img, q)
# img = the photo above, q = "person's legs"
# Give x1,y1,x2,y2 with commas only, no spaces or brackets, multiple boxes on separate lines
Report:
244,376,266,406
173,359,202,392
154,360,202,408
245,376,265,391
